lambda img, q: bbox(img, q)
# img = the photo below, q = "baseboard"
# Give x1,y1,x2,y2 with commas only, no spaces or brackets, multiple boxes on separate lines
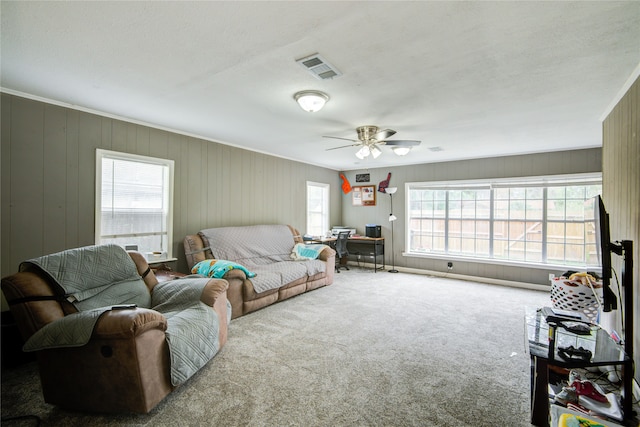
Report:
346,261,549,292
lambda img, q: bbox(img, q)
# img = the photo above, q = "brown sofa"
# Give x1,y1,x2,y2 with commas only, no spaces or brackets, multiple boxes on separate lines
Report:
1,246,230,414
184,224,335,319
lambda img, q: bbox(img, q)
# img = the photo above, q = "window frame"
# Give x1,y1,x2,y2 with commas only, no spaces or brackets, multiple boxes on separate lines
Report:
306,181,330,237
405,173,602,270
95,149,175,262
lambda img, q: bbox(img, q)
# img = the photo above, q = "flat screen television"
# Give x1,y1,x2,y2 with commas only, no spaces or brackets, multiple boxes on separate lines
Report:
590,195,617,312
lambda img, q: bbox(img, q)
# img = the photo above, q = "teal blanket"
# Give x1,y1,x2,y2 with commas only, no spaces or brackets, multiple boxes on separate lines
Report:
290,243,329,260
191,259,256,278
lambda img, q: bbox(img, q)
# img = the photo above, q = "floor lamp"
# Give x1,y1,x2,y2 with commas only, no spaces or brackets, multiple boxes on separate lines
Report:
386,187,398,273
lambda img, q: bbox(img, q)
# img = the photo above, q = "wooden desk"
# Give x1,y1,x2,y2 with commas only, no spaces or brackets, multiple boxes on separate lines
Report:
309,236,385,272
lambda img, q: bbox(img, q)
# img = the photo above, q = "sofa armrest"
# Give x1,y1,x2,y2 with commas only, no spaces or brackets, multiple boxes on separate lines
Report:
127,251,159,293
1,271,76,340
184,234,213,270
221,268,248,281
199,278,229,307
92,308,167,340
318,246,336,261
200,278,230,347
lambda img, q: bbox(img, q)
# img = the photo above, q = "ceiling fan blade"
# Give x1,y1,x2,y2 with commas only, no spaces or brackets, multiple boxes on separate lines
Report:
372,128,396,140
326,143,361,151
382,140,421,147
323,135,359,143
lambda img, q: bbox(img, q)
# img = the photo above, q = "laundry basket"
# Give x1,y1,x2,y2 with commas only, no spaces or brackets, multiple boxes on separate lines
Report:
550,275,602,323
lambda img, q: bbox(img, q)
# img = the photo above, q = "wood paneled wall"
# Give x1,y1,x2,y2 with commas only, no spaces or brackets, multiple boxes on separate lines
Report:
2,91,623,298
340,148,602,286
602,76,639,380
0,94,341,286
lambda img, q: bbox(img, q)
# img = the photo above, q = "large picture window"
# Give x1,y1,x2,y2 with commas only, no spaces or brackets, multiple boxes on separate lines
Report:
407,174,601,268
95,149,174,261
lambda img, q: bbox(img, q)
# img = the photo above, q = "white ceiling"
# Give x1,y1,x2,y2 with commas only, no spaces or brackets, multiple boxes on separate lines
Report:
2,1,639,171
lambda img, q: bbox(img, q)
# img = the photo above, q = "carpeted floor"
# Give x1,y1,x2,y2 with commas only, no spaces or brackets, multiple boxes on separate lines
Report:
2,268,551,426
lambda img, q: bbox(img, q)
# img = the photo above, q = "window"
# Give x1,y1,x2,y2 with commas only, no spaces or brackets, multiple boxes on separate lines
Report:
96,149,174,261
306,181,330,237
407,174,602,268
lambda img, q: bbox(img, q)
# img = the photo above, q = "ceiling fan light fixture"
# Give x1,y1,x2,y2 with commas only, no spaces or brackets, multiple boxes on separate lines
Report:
294,90,329,112
355,145,370,159
371,146,382,158
392,146,411,156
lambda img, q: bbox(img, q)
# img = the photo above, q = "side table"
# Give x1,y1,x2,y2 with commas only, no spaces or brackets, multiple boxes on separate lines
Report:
525,307,633,426
153,269,187,283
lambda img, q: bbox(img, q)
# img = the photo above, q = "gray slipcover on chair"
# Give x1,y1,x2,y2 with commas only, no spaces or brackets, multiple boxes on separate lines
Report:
0,244,230,413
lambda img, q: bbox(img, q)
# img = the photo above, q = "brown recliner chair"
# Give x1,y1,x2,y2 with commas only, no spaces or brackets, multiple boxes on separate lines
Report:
1,250,229,414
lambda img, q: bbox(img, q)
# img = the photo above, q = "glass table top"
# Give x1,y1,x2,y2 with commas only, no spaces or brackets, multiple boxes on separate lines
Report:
525,306,628,366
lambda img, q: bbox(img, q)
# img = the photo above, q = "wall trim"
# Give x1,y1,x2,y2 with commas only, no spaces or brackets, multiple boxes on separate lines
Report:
600,61,640,121
348,261,550,292
0,88,339,171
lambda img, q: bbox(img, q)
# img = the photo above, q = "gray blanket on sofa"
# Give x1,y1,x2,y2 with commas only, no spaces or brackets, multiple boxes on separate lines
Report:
199,224,326,294
20,244,218,386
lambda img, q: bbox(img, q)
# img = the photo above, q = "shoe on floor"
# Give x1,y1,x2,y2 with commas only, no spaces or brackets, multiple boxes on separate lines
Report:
571,380,608,403
555,386,578,405
568,369,582,384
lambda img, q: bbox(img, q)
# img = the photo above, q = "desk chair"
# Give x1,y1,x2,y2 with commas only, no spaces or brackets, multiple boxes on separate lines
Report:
335,231,350,272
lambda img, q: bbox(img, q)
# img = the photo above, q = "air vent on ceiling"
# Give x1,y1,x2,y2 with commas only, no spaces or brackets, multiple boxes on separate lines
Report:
296,54,342,80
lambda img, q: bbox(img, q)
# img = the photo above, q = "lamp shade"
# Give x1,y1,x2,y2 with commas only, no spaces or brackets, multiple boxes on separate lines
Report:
386,187,398,195
294,90,329,112
371,146,382,158
355,145,370,159
389,214,397,222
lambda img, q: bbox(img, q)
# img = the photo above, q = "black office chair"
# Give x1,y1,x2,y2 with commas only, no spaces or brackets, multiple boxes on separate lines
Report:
335,231,350,272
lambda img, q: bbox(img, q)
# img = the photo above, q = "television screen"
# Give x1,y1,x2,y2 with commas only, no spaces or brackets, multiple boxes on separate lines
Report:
589,195,617,311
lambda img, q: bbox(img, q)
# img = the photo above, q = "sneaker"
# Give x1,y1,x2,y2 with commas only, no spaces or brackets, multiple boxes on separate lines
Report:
555,386,578,405
571,380,608,403
568,369,582,384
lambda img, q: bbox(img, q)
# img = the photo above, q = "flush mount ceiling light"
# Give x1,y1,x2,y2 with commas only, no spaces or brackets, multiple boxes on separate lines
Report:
391,146,412,156
294,90,329,113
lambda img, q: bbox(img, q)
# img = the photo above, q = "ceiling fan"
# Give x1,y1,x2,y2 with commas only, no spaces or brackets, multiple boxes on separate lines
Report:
323,125,421,159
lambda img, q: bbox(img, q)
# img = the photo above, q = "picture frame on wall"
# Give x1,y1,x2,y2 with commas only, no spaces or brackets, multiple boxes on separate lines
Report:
356,173,370,183
352,185,376,206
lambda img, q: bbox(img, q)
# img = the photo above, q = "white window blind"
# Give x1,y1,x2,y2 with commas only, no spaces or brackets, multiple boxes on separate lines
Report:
96,149,174,260
306,181,330,237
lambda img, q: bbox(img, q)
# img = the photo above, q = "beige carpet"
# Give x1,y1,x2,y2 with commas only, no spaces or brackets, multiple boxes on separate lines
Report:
1,268,550,426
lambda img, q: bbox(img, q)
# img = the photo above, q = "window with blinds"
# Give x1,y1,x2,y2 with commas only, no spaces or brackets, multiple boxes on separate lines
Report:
95,149,174,260
306,181,330,237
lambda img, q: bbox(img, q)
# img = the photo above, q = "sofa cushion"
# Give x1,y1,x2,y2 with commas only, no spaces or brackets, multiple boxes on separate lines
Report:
252,261,308,285
199,225,294,264
246,260,326,294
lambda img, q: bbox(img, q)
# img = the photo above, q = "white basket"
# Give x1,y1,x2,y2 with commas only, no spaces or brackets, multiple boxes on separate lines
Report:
550,277,602,322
